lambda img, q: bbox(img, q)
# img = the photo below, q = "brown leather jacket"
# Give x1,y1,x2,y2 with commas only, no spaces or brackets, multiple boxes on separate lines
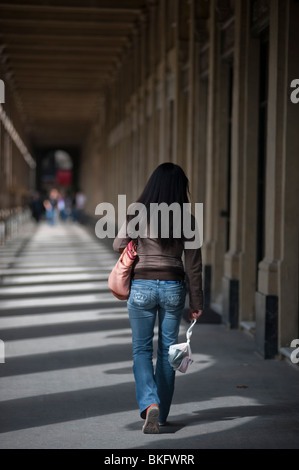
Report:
113,230,203,311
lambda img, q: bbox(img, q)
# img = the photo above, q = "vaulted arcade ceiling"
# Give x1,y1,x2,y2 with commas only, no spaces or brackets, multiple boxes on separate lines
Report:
0,0,148,147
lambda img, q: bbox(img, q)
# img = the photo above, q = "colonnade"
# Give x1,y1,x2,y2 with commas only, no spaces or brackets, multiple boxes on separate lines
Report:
80,0,299,359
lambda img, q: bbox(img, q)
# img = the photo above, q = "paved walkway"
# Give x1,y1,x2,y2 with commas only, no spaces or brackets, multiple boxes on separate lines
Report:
0,221,299,450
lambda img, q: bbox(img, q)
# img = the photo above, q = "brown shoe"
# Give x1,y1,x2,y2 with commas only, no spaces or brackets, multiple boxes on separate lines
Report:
142,404,160,434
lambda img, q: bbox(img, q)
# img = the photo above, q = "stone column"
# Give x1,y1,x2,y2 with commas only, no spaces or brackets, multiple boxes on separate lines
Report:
203,0,219,309
159,0,167,164
138,13,147,195
172,0,180,166
192,37,207,207
147,1,158,176
280,0,299,348
222,0,248,327
131,25,140,203
172,0,189,169
256,0,299,357
186,0,195,182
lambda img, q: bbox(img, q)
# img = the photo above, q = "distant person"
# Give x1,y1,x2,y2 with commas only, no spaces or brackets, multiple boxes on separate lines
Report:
30,191,44,222
44,188,59,225
57,192,67,221
113,163,203,434
64,194,73,220
73,190,86,223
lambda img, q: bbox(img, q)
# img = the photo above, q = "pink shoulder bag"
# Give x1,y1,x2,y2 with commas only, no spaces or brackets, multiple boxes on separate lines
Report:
108,240,137,300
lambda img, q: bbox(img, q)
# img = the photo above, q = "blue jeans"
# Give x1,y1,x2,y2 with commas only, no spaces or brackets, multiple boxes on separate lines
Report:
127,279,186,423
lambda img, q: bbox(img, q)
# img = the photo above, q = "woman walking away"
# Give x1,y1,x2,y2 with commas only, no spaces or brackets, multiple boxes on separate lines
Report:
113,162,203,434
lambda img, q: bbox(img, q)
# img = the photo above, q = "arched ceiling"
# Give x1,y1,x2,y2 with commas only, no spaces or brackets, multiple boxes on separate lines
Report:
0,0,148,147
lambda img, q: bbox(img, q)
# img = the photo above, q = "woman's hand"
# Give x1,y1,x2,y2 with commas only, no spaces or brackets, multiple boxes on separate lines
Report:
189,308,203,322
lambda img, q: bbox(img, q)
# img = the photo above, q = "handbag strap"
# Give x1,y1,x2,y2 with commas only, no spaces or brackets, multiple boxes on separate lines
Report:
186,319,197,343
127,240,137,259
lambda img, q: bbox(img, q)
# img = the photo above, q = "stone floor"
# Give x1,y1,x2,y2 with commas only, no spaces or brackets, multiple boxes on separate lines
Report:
0,220,299,450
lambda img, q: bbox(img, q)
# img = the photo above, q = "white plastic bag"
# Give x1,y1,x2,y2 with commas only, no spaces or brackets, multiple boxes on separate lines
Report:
168,320,197,373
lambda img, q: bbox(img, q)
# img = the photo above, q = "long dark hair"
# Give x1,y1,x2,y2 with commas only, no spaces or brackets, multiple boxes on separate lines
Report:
133,162,190,248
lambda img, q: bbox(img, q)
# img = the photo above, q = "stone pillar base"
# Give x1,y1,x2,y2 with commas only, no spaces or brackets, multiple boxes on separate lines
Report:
255,292,278,359
222,277,239,328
